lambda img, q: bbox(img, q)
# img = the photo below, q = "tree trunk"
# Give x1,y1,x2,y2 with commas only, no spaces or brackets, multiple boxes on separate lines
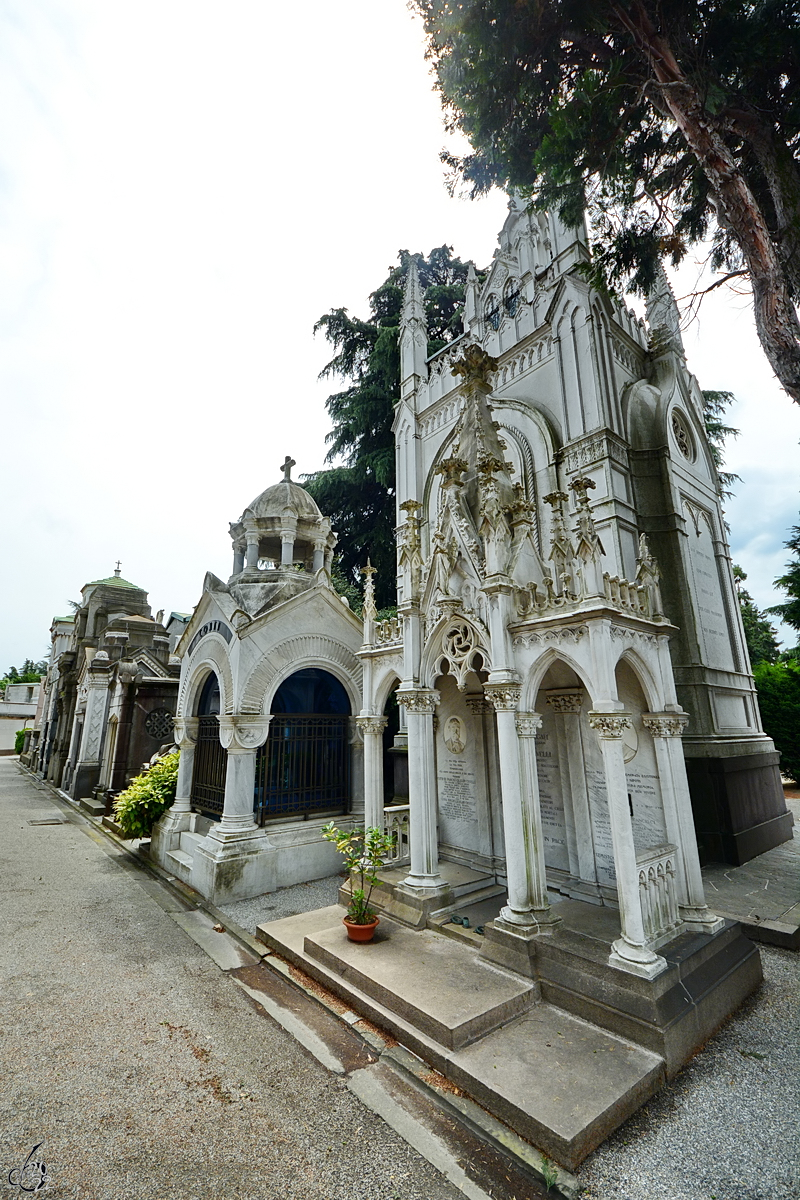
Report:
611,2,800,406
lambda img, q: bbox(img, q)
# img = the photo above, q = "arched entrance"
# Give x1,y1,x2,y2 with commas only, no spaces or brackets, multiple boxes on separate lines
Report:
191,672,226,816
254,668,351,823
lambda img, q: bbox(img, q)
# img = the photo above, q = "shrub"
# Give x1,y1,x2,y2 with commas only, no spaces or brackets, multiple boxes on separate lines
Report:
14,729,27,755
113,752,179,839
754,661,800,784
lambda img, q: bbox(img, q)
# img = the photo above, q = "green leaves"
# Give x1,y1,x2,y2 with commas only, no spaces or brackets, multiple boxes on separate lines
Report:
322,823,396,923
112,752,179,840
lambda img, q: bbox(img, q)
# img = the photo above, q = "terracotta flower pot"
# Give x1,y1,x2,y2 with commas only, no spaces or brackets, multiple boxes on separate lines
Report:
343,916,380,943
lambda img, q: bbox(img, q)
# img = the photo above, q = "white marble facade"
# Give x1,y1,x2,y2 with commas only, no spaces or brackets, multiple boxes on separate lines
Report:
356,199,784,977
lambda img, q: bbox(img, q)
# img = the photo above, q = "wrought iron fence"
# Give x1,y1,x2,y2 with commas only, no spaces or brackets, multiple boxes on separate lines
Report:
190,715,226,815
254,715,350,824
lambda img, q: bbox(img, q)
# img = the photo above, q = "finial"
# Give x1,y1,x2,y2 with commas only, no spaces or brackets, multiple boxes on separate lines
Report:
361,559,377,624
280,455,296,482
114,561,121,577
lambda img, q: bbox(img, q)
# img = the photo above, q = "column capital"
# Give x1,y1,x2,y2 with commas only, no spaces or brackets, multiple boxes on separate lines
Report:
396,688,439,715
218,715,271,750
643,712,689,738
588,712,632,739
484,681,522,712
546,689,584,715
356,715,388,736
515,712,543,738
172,717,199,747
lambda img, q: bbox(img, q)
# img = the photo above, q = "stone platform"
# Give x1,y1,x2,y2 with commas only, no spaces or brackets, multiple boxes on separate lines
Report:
258,905,668,1169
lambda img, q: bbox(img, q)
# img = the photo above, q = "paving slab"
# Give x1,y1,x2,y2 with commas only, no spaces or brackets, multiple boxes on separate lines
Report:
170,908,259,970
304,920,536,1049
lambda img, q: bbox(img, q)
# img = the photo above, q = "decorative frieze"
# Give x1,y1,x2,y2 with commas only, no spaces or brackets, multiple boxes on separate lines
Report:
512,625,588,649
546,691,584,715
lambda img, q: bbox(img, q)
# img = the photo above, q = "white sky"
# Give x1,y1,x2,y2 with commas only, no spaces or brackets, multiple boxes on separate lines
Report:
2,0,798,671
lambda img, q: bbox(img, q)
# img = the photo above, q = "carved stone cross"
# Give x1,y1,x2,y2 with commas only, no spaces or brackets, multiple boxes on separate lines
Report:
280,455,296,482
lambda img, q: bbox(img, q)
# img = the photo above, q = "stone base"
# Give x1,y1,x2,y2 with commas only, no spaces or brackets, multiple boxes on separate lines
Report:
686,748,793,865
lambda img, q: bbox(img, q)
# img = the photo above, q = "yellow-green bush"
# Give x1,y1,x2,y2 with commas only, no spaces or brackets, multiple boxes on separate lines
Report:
113,752,179,839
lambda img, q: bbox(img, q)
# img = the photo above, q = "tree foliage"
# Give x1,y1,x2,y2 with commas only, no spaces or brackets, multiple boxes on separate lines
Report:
113,752,179,840
701,389,740,498
0,659,48,695
767,521,800,650
413,0,800,403
733,565,781,665
305,246,473,607
753,660,800,781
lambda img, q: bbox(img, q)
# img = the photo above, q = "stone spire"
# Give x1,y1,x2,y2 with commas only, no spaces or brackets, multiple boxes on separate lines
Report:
399,259,428,391
463,262,479,335
645,262,685,355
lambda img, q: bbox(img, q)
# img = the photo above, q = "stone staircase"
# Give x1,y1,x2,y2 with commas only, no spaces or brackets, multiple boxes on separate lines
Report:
165,814,214,881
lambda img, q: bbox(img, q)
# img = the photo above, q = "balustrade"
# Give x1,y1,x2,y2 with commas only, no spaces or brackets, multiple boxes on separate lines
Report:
383,803,410,866
636,844,681,943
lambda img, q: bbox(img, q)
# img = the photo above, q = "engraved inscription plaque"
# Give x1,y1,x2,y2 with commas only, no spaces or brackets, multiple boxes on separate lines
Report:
685,505,735,670
535,725,569,872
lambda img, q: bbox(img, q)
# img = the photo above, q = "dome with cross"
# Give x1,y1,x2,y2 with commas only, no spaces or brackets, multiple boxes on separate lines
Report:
228,456,336,582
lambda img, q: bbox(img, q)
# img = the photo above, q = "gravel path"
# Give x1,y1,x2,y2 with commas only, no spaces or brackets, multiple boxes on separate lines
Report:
218,875,343,933
0,761,462,1200
576,942,799,1200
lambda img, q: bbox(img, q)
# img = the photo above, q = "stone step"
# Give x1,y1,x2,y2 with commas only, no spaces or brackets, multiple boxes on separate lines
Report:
165,849,193,879
179,830,207,853
79,796,106,817
303,919,536,1050
257,905,666,1171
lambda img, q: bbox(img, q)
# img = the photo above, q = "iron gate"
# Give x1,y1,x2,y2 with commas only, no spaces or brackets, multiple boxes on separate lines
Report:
191,715,226,815
254,714,350,824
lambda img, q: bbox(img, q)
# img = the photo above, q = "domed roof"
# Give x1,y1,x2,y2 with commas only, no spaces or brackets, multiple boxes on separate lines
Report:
243,477,322,523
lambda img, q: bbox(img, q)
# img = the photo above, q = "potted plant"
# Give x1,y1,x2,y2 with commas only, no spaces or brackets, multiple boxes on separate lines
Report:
322,822,394,942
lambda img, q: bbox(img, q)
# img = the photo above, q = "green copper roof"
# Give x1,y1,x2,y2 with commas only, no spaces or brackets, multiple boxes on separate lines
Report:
85,575,141,590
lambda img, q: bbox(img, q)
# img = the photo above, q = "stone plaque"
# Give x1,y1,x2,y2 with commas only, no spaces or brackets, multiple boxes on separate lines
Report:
535,727,569,872
685,506,735,670
626,767,667,852
438,758,478,824
586,767,617,887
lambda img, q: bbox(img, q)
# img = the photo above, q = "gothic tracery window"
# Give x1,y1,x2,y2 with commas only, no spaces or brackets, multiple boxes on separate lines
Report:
485,294,501,330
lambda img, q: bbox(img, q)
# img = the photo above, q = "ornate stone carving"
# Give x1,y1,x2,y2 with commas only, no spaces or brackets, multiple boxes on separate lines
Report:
355,716,388,737
144,708,174,741
588,712,632,739
451,344,498,387
512,625,588,649
484,681,522,711
396,689,440,715
234,719,271,749
465,696,491,715
439,621,483,690
643,713,689,738
172,718,198,747
546,691,583,715
515,712,543,737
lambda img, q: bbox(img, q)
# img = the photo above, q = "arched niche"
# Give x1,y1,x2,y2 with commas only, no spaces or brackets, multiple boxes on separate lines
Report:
191,669,226,818
614,658,669,855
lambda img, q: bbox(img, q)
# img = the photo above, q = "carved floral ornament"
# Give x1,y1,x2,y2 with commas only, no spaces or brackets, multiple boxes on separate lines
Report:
217,716,271,750
546,691,584,715
587,712,632,739
642,713,689,738
484,681,523,711
396,689,440,715
355,715,388,737
438,620,487,691
515,712,543,737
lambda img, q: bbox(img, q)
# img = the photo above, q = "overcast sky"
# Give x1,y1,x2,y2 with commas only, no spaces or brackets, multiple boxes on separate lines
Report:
2,0,798,672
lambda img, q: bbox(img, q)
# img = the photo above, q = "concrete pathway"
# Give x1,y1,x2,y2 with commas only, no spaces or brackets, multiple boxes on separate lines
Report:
0,761,551,1200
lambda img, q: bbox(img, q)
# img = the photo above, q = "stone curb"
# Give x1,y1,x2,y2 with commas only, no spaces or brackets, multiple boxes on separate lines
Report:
16,764,574,1199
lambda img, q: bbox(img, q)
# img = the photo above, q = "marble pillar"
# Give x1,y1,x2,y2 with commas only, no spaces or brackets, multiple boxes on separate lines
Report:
397,688,443,888
356,715,388,830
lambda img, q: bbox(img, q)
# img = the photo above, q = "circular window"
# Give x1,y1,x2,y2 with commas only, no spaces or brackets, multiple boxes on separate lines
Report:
145,708,175,740
670,410,694,460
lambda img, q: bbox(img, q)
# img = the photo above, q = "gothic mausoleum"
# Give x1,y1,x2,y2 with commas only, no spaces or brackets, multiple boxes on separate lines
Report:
152,458,366,901
258,200,780,1169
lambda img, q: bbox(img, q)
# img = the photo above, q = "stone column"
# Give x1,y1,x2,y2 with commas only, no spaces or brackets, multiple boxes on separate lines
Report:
151,717,198,859
280,516,297,566
486,682,556,928
397,688,443,888
643,712,723,933
244,520,259,570
217,717,271,833
312,539,326,573
356,716,387,830
588,712,667,978
514,711,560,926
232,544,245,575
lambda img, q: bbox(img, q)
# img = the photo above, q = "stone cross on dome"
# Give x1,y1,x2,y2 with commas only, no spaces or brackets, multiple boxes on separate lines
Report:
280,455,296,482
114,561,122,577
